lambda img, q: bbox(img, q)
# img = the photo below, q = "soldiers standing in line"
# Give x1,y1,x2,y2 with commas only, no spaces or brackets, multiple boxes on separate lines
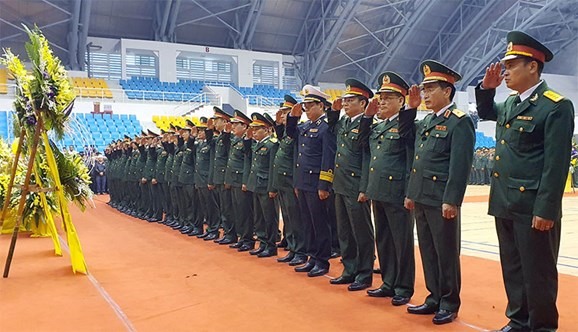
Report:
359,72,417,305
145,130,162,222
326,79,375,292
476,30,574,332
170,127,187,231
225,110,255,251
400,60,475,325
273,95,307,265
209,108,237,245
195,118,221,240
286,85,336,277
177,121,199,235
137,131,150,220
245,113,279,258
163,127,179,228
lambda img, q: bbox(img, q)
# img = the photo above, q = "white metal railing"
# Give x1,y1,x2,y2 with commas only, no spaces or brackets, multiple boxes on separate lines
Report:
245,95,284,108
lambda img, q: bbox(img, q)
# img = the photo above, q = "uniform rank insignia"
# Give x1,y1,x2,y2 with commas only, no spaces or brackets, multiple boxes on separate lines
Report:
161,151,167,156
435,125,447,131
543,90,563,102
452,109,466,118
351,128,359,133
260,147,267,151
388,128,399,133
516,116,533,121
529,93,538,102
443,110,451,118
309,128,319,133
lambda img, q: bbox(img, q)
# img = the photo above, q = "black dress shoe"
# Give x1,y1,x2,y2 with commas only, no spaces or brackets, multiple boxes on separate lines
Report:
366,288,395,298
180,226,193,234
391,295,410,306
218,238,235,245
288,255,308,266
294,261,315,272
276,252,295,263
188,228,203,236
407,303,438,315
230,242,243,249
307,266,329,277
237,244,253,252
330,251,341,259
329,276,355,285
432,310,457,325
197,232,210,239
257,249,277,258
249,246,265,255
204,233,218,241
214,237,225,243
348,281,371,291
276,238,288,248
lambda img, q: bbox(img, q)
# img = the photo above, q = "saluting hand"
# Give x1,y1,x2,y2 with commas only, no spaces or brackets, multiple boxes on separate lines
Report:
481,62,504,89
191,126,198,137
207,118,215,130
407,85,421,109
224,122,232,133
532,216,555,231
275,110,284,125
290,103,303,117
364,98,379,117
246,127,254,140
332,98,343,111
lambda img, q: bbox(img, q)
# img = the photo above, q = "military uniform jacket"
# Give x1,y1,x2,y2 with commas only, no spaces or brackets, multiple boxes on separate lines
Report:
272,125,297,191
164,144,175,183
178,138,196,185
225,135,251,188
401,104,475,207
194,139,213,186
129,149,141,182
330,114,370,197
359,115,415,204
171,143,184,184
246,136,278,194
154,146,167,183
143,146,157,180
210,132,230,185
286,114,336,192
475,81,574,220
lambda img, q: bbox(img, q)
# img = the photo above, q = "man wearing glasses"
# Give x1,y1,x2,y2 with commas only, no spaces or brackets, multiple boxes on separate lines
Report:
400,60,475,325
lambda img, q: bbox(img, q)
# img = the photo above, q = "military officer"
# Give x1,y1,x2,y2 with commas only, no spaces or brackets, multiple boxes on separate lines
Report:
476,31,575,332
208,107,237,244
195,118,221,240
286,85,336,277
245,113,279,258
359,72,417,305
163,126,179,227
272,95,307,265
400,60,475,325
144,130,162,222
327,79,375,291
177,120,200,235
225,110,255,251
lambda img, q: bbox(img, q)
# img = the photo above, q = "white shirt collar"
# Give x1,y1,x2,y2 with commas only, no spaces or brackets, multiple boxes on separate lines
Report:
434,102,454,117
518,80,543,102
258,135,270,144
348,112,363,122
388,113,399,121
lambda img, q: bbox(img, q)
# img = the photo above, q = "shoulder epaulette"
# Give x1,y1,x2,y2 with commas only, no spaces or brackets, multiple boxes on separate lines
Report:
509,91,518,96
269,137,278,143
543,90,563,103
452,109,466,118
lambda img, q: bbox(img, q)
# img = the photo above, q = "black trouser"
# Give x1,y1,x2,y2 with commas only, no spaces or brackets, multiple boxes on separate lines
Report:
159,182,170,220
278,187,303,254
373,200,415,298
335,193,374,284
169,183,180,222
150,181,163,220
216,184,236,239
325,194,340,255
181,184,197,226
232,186,253,244
496,217,560,331
414,202,461,312
298,189,331,269
139,180,151,215
253,192,278,251
197,186,220,234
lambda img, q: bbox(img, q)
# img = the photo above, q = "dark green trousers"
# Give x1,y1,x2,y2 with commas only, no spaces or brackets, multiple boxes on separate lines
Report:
150,182,163,220
216,184,236,239
253,192,279,251
373,200,415,298
169,184,180,222
326,194,340,255
231,187,253,244
278,187,303,254
180,184,197,225
496,217,560,331
159,182,170,220
139,180,151,215
414,202,461,312
335,193,374,284
197,186,220,234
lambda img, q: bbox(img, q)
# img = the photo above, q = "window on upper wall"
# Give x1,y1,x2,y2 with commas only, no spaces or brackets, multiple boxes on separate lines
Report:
253,63,279,88
176,56,232,82
125,54,158,78
86,52,122,80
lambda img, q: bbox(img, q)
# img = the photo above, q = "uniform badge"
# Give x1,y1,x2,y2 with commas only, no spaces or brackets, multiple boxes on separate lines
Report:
304,88,309,95
309,128,319,133
382,75,390,84
388,128,399,133
516,116,533,121
260,147,267,151
529,93,538,102
507,41,513,52
252,115,257,120
351,128,359,134
435,125,447,131
346,85,352,92
423,65,431,76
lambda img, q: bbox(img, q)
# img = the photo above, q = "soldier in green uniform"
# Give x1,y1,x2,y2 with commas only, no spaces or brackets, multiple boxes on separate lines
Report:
359,72,417,305
195,118,221,240
143,130,160,222
246,113,279,257
136,131,151,220
162,126,178,227
169,127,186,230
128,136,143,218
272,95,306,264
208,108,237,244
177,120,200,235
476,31,575,332
400,60,475,325
225,110,255,251
326,79,375,292
154,130,170,223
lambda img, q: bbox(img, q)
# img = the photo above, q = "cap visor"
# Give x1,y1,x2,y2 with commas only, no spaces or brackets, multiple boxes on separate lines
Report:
341,93,358,98
501,54,520,62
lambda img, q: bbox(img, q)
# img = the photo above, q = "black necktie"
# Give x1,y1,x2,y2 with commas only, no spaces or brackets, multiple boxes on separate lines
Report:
514,95,521,106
